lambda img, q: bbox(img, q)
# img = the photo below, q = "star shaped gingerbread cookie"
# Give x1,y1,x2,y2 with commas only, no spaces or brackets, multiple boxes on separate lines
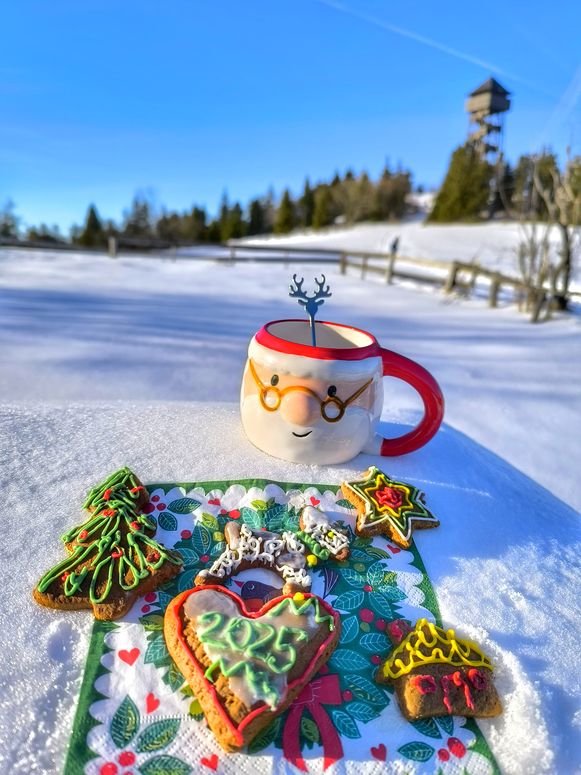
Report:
341,466,439,548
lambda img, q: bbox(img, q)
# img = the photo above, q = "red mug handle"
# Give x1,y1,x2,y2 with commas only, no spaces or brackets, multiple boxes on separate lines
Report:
379,348,444,456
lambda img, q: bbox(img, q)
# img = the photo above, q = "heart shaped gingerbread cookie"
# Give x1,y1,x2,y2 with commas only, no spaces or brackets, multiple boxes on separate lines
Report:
164,585,341,751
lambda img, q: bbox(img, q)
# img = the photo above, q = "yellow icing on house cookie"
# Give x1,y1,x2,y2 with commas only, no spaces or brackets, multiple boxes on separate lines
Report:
381,618,493,680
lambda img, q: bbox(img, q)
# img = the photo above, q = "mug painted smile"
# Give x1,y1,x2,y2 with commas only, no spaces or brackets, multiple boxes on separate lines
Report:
292,430,313,438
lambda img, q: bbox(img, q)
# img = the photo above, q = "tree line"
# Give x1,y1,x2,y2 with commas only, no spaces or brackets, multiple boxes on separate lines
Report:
0,165,412,248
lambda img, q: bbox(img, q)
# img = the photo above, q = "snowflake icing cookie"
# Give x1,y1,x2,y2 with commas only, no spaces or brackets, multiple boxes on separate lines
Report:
377,618,502,720
341,466,439,547
195,505,350,594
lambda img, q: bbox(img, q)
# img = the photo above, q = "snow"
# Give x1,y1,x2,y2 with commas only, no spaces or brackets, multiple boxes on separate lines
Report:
238,219,581,289
0,246,580,774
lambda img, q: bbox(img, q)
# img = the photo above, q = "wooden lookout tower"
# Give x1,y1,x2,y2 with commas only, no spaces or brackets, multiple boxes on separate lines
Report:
465,78,511,164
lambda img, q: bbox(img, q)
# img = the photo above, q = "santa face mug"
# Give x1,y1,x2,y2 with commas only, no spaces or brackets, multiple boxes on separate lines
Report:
240,319,444,465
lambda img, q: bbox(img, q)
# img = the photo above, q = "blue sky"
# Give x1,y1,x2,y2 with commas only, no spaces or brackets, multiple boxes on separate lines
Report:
2,0,580,231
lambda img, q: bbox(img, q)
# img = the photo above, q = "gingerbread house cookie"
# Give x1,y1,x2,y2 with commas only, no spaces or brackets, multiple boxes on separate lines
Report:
377,618,502,720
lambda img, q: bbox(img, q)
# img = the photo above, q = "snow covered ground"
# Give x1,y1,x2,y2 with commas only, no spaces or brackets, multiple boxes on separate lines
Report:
0,246,580,773
238,219,581,289
0,247,579,510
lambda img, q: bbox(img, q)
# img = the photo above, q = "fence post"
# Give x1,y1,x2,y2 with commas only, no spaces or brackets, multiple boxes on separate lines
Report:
444,261,459,293
385,252,396,284
361,255,368,279
339,253,347,275
488,273,501,307
108,236,117,258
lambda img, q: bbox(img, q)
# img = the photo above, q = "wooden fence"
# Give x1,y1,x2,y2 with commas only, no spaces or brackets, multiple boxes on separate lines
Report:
339,251,581,306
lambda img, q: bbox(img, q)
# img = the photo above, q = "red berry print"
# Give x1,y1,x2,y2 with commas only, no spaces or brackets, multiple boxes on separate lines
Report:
144,592,156,602
363,584,373,592
448,737,466,758
142,503,155,514
181,529,192,539
118,752,136,766
342,690,353,701
375,618,387,630
229,509,241,519
141,605,150,613
200,554,210,563
100,764,118,775
156,503,166,511
151,495,160,502
219,509,227,515
371,655,381,665
359,608,374,623
208,498,221,506
437,749,450,762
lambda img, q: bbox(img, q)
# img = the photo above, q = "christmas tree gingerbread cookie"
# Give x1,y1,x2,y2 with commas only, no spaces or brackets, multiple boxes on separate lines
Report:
377,618,502,720
34,467,183,620
341,466,439,548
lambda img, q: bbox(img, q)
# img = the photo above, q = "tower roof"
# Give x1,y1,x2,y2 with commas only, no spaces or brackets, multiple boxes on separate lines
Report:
469,77,510,97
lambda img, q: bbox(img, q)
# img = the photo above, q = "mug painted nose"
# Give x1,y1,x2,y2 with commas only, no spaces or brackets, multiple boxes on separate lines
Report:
280,391,320,427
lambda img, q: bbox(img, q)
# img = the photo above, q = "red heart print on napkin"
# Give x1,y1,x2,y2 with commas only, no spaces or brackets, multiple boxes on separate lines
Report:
371,743,387,761
118,648,140,666
146,692,160,713
200,753,219,770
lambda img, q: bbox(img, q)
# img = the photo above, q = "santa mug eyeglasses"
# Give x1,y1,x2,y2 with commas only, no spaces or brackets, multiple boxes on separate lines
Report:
240,319,444,464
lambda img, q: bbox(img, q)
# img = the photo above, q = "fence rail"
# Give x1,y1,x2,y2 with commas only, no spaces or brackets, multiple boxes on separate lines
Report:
2,236,578,303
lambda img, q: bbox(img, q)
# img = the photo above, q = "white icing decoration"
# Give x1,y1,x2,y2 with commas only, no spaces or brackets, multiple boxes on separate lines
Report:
198,510,350,589
183,588,322,708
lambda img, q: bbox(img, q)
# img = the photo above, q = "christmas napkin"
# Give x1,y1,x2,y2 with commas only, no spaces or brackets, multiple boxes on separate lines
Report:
64,479,499,775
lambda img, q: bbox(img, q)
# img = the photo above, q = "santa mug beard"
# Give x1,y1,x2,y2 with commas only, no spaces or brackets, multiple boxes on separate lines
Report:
240,319,444,464
241,393,378,465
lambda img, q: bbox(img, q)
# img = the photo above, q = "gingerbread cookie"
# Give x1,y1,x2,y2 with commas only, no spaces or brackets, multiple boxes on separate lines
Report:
164,586,340,751
377,618,502,720
195,505,350,594
34,467,182,620
341,466,439,547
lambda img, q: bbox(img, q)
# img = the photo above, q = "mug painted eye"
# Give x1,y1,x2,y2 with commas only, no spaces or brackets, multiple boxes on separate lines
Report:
271,375,279,386
327,385,337,397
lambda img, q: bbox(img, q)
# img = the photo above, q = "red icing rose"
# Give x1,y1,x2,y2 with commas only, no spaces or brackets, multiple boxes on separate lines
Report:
375,486,404,509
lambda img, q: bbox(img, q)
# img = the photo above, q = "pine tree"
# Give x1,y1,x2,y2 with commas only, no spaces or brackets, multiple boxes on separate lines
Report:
218,192,230,242
228,202,246,239
123,194,154,238
299,178,315,227
312,186,333,229
428,144,492,222
247,198,266,235
0,199,19,238
78,204,105,247
274,189,296,234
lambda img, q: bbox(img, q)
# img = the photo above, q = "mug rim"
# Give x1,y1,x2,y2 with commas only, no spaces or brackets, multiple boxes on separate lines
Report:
256,319,381,361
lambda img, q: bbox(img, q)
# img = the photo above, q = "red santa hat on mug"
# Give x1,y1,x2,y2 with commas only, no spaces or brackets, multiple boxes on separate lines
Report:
249,319,383,381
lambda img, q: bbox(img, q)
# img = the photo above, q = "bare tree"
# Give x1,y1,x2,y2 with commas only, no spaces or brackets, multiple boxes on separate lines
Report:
496,152,579,322
532,151,580,312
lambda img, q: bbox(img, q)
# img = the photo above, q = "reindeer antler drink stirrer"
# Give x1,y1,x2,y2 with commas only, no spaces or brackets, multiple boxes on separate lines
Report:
288,274,332,347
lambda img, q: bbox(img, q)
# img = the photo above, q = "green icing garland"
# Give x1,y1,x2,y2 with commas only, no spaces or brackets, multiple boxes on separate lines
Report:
196,595,335,707
37,467,182,605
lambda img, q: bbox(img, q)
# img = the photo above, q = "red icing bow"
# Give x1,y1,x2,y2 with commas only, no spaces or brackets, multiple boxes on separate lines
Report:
282,674,344,772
